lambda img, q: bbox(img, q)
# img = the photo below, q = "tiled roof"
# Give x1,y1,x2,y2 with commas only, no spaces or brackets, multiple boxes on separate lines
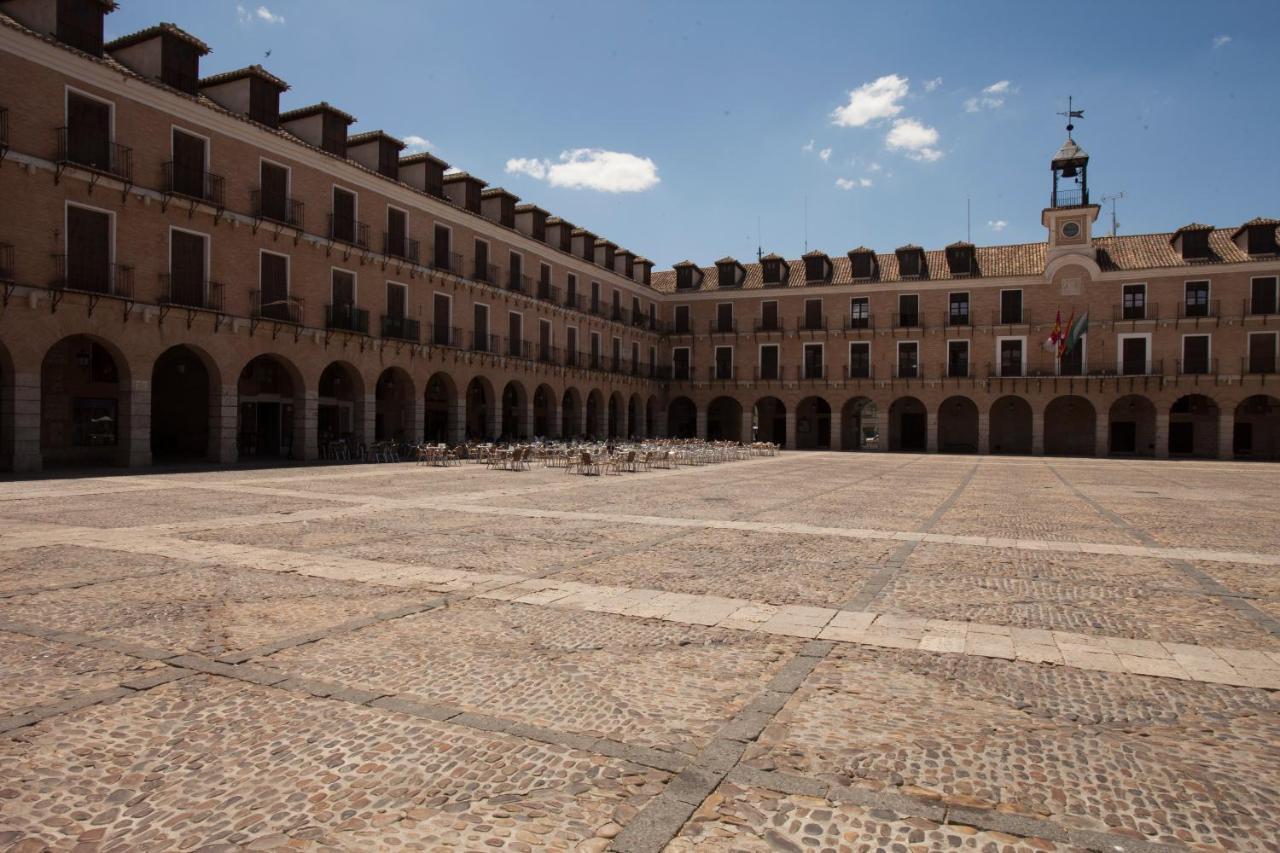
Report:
1233,217,1280,238
481,187,518,200
199,63,288,90
347,130,404,149
279,101,356,125
399,151,449,168
1095,228,1275,271
442,171,485,185
515,203,550,215
105,22,210,55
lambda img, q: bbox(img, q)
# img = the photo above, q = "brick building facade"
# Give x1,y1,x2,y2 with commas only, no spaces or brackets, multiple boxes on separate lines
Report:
0,1,1277,471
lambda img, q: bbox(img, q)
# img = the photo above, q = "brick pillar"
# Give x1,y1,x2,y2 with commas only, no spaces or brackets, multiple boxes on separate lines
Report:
696,407,708,440
211,387,238,464
122,379,152,468
1218,412,1234,460
829,412,843,451
1032,410,1045,456
926,410,938,453
1154,412,1170,459
1095,413,1110,458
448,393,466,445
299,391,319,461
784,412,797,450
741,409,754,444
412,399,426,444
977,411,990,455
10,372,41,472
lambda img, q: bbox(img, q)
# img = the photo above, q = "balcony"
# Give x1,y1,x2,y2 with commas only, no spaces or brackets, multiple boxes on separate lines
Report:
327,214,369,249
0,243,12,283
251,289,303,324
56,127,132,182
1177,299,1219,320
632,313,651,330
1114,302,1157,322
1052,187,1087,207
798,315,827,332
670,364,692,381
537,279,558,302
589,300,604,318
945,311,971,328
432,248,462,275
565,350,583,368
470,331,499,354
160,274,224,311
563,292,583,311
892,312,922,329
0,106,8,162
1177,358,1216,376
51,255,133,298
251,190,304,228
507,337,532,359
473,262,499,286
429,325,462,348
670,321,693,335
989,361,1026,378
1246,298,1278,317
800,364,826,381
383,233,420,264
1118,358,1163,377
945,362,969,379
711,319,736,335
537,344,561,365
1244,355,1278,375
992,308,1028,326
381,315,420,342
612,305,630,324
892,363,921,380
508,272,530,294
326,302,369,334
754,367,782,381
754,318,784,333
846,314,874,331
162,162,225,208
846,365,875,380
709,365,736,382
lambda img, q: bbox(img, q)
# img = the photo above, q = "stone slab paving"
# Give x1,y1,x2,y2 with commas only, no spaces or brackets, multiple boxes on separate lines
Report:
0,453,1276,851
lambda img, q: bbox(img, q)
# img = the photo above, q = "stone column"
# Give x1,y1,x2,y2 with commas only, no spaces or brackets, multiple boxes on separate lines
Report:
977,411,990,455
784,412,797,450
298,391,319,461
1218,412,1235,460
695,408,708,440
122,379,152,468
448,393,466,445
926,410,938,453
1031,410,1045,456
829,412,843,451
1154,412,1170,459
1095,414,1110,458
211,386,238,464
741,409,755,445
10,372,42,472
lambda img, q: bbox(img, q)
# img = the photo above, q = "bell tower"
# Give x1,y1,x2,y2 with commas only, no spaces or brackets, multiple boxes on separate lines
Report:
1042,97,1100,258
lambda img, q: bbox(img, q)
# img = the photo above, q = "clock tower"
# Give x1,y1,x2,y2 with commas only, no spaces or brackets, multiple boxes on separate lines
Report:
1042,98,1100,262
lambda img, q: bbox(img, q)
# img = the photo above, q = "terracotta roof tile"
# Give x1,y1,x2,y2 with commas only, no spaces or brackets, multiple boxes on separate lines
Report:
105,22,210,55
279,101,356,125
399,151,449,168
199,63,288,91
347,130,404,148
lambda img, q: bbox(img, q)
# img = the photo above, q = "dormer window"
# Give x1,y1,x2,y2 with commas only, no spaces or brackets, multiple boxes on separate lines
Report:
803,252,830,283
761,254,786,286
1233,218,1280,256
58,0,110,56
1173,224,1213,260
896,245,925,279
945,242,976,277
200,66,289,129
716,258,743,288
676,265,695,290
848,248,878,281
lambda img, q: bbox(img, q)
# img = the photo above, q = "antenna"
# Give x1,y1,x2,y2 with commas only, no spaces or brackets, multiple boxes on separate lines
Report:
757,216,762,263
1101,191,1126,237
966,198,971,243
803,196,809,253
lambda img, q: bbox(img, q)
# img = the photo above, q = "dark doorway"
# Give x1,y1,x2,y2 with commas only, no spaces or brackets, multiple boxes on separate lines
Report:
1111,421,1137,454
1169,421,1194,455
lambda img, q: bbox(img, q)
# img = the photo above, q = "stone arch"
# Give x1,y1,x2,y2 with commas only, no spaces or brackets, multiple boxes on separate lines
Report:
1045,395,1096,456
501,380,528,440
1169,394,1219,458
796,396,832,449
424,371,457,444
841,397,877,451
237,353,305,460
151,343,219,461
754,396,786,446
607,391,625,439
466,376,495,440
318,361,366,453
40,334,136,468
586,389,605,438
707,396,744,442
937,395,979,453
1108,394,1156,456
375,367,415,443
1233,395,1280,460
989,396,1032,455
668,396,697,438
533,384,556,437
888,396,927,452
562,387,583,439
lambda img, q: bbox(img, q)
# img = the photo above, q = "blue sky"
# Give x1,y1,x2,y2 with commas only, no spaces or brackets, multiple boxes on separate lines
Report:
108,1,1280,268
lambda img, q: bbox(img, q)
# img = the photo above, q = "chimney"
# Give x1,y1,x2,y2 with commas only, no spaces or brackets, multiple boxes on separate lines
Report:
944,241,977,276
400,151,448,199
480,187,518,228
633,257,654,286
545,217,574,252
2,0,116,56
614,248,635,278
847,247,878,280
443,172,486,213
1231,218,1279,257
280,102,355,158
514,204,549,241
105,23,209,95
571,228,596,262
594,240,617,270
347,131,404,180
199,64,288,128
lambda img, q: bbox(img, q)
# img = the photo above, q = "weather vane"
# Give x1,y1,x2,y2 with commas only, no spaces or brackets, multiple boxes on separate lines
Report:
1057,96,1085,136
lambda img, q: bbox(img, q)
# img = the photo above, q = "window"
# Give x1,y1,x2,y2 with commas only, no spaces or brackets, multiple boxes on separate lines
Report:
1119,335,1149,375
611,336,622,371
473,303,489,351
321,113,347,157
948,292,970,326
538,319,553,361
331,187,357,244
714,346,733,380
947,340,969,378
849,342,871,379
674,304,691,334
566,274,578,307
1248,332,1277,374
760,300,779,331
632,296,641,324
999,338,1024,377
762,259,782,285
897,342,918,378
386,207,411,259
258,161,289,223
473,239,490,282
58,0,106,54
676,267,694,289
1182,335,1210,375
386,281,407,318
1122,284,1146,320
803,298,823,331
999,289,1023,324
1184,281,1210,317
899,251,921,279
897,294,919,328
591,281,601,313
590,332,602,369
65,204,112,293
759,344,780,380
432,293,452,346
328,269,357,330
65,90,112,171
716,302,734,333
1060,338,1084,376
649,346,657,376
802,343,824,379
631,342,640,373
611,289,621,320
672,347,690,380
168,228,207,307
433,224,451,270
804,255,827,282
258,251,290,321
508,312,523,357
508,251,523,291
170,129,208,200
566,327,578,364
1251,277,1278,315
648,303,656,329
849,297,870,329
539,263,552,298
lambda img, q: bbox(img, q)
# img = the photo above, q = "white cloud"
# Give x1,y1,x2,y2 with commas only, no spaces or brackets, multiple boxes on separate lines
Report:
402,135,432,154
835,177,873,191
256,6,285,24
988,219,1008,232
984,80,1010,95
966,80,1013,112
868,162,882,172
830,74,909,127
885,118,942,161
1213,34,1231,48
237,4,285,25
505,149,659,192
801,139,815,153
818,147,832,163
923,77,943,92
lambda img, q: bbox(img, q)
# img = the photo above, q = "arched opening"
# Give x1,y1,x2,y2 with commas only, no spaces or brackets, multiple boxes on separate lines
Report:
466,377,493,440
707,396,744,442
533,385,554,437
501,381,527,440
1045,395,1096,456
1233,395,1280,460
238,354,300,459
628,394,642,438
41,335,130,467
888,397,927,451
668,396,697,438
424,372,456,444
989,396,1032,454
937,396,979,453
562,388,582,438
796,396,831,449
754,397,786,446
150,345,214,461
646,396,659,439
607,392,624,438
375,367,414,443
1169,394,1219,458
318,361,364,452
1108,395,1156,456
841,397,878,451
585,390,604,438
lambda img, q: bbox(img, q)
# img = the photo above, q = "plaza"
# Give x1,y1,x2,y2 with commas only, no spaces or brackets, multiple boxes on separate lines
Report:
0,452,1277,851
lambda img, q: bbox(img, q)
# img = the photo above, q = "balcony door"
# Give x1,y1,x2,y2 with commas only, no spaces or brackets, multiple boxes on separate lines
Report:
169,229,206,306
171,129,206,198
66,205,110,293
1121,337,1148,375
433,293,451,345
67,91,110,170
260,252,289,320
260,161,288,221
759,345,779,380
332,187,356,243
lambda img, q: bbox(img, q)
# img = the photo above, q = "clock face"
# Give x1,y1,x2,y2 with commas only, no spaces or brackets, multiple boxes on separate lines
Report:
1061,221,1081,239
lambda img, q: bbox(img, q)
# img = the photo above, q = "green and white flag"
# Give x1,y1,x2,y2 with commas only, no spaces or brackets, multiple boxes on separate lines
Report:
1063,311,1088,353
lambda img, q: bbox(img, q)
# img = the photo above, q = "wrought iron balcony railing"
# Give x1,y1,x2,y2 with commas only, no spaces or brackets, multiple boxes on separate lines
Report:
162,162,225,207
327,214,370,249
251,190,304,228
56,127,132,181
326,302,369,334
51,255,133,297
160,274,223,311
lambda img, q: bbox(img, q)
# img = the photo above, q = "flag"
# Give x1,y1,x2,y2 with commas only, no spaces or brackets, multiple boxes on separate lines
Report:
1058,310,1075,357
1042,310,1063,353
1063,311,1089,354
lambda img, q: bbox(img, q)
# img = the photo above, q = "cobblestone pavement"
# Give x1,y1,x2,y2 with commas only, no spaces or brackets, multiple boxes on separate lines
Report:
0,453,1277,851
